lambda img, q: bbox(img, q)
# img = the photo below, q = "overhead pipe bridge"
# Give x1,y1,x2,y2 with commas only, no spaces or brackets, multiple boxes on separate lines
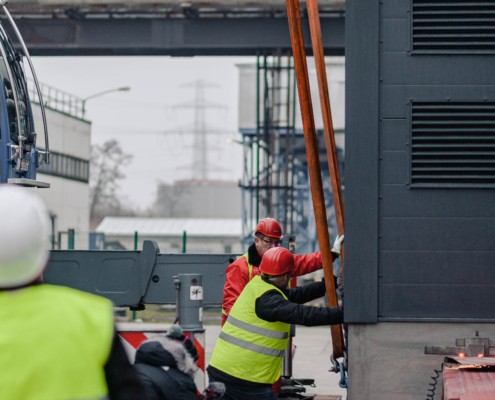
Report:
4,1,345,56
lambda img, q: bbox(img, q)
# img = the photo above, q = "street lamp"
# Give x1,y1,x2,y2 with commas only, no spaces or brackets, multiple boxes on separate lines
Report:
82,86,131,117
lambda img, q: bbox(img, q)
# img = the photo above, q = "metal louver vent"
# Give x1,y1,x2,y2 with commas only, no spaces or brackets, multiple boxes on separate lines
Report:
412,1,495,53
410,102,495,187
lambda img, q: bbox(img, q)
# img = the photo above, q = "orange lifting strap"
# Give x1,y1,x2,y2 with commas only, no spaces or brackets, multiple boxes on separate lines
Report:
285,0,345,359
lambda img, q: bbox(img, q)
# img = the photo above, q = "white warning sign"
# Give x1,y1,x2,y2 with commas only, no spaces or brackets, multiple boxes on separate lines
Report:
190,285,203,300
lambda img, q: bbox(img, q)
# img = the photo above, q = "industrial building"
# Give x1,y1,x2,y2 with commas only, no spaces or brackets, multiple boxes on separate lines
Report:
2,1,495,399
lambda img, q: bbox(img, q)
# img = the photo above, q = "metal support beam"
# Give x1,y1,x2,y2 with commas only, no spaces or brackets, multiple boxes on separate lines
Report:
44,240,235,307
8,16,344,56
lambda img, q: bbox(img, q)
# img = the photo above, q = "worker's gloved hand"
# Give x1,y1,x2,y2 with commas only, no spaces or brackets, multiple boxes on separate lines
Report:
331,235,344,256
203,382,226,399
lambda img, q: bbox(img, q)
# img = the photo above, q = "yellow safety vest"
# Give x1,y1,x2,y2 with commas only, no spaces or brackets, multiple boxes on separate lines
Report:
210,275,290,384
244,253,255,280
0,284,114,400
235,252,255,280
221,253,254,320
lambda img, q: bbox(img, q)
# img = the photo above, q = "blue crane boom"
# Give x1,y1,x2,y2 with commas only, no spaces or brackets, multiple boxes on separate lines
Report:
0,1,49,187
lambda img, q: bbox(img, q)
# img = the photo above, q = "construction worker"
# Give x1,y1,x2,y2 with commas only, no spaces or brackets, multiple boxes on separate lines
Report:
0,186,145,400
134,331,226,400
207,247,343,400
221,217,343,325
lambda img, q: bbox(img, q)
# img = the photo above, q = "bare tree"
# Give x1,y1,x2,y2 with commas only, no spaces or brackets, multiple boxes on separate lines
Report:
149,181,189,217
90,139,133,223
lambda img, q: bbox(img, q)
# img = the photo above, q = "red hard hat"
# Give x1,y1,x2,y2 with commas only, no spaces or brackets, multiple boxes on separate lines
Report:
259,247,294,276
255,218,283,239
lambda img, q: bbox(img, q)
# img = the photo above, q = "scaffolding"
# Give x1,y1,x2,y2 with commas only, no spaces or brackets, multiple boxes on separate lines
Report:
240,54,306,250
239,54,345,254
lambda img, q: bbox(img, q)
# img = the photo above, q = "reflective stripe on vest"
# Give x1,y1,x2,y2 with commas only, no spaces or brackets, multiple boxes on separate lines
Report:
218,331,286,358
209,276,290,384
226,314,289,340
0,284,114,400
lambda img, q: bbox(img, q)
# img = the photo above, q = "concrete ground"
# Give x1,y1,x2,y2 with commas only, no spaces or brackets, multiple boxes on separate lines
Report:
204,324,347,399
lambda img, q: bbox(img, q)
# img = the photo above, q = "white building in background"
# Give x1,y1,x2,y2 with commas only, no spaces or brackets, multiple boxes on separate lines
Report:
31,83,91,250
96,216,243,254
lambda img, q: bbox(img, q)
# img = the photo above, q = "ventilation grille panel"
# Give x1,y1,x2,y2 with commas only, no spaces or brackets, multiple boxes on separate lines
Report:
412,1,495,53
411,102,495,187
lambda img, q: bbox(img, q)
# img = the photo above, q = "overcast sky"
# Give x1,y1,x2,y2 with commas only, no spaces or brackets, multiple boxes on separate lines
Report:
31,56,253,210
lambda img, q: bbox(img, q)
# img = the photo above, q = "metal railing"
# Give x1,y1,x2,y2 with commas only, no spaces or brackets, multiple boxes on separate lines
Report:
27,78,85,120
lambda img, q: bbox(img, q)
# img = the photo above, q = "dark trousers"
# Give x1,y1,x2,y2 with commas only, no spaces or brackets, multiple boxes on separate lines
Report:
207,371,277,400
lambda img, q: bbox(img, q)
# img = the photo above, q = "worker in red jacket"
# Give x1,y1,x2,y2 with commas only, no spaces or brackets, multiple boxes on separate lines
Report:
221,217,343,325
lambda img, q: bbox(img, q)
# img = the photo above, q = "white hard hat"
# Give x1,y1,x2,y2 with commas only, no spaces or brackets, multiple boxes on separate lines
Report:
0,186,50,288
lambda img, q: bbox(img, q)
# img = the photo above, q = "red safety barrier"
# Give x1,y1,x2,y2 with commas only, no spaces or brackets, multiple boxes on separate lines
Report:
117,323,206,392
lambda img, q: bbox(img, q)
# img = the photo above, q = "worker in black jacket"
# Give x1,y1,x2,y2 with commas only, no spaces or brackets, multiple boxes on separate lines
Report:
207,247,343,400
135,334,225,400
134,336,198,400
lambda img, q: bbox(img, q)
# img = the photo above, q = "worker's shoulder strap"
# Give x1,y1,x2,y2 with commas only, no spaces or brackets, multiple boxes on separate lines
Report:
238,253,254,281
